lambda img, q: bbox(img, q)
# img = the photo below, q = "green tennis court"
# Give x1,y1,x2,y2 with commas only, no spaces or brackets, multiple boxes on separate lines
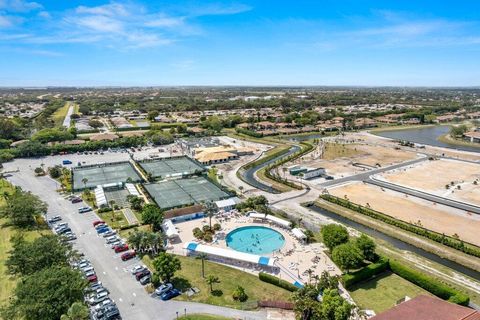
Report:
143,176,229,209
139,156,204,179
72,162,142,191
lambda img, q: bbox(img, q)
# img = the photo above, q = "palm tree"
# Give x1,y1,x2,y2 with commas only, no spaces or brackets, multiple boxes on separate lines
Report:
205,275,220,293
238,185,244,195
81,177,88,189
204,201,217,230
306,268,314,284
60,302,89,320
196,253,208,278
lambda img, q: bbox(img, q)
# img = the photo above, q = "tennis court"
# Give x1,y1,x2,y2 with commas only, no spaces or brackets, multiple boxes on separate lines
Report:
144,176,229,209
72,162,142,191
139,156,204,179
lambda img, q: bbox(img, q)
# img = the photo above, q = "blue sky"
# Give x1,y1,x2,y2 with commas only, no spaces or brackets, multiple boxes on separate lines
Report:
0,0,479,86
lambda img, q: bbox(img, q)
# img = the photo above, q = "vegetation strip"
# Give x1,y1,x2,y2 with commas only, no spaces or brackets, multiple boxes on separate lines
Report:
320,194,480,258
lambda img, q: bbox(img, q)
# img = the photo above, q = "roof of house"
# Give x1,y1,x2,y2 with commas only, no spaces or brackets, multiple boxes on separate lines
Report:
464,131,480,139
89,133,119,141
371,295,480,320
195,151,237,163
164,204,204,219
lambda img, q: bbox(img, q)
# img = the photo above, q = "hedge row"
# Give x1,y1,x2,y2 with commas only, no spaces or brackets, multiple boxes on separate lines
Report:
320,194,480,259
259,272,299,292
389,259,470,306
235,127,265,138
342,256,389,289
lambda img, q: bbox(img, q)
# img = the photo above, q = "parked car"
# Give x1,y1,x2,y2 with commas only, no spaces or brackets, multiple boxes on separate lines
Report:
56,227,72,234
102,230,117,238
96,227,110,235
121,251,136,261
62,160,72,165
160,288,181,301
78,206,92,213
71,197,82,203
109,240,123,248
93,220,105,227
114,244,128,253
139,275,151,285
47,215,62,223
87,274,98,282
95,223,107,230
155,283,173,296
130,265,145,275
105,236,118,243
135,269,150,281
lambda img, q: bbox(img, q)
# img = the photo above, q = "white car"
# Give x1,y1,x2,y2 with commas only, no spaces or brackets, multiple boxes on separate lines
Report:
130,265,146,275
155,283,173,296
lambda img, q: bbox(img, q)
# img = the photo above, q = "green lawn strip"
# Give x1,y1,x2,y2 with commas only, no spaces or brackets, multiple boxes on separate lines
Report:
348,271,430,313
178,314,232,320
256,166,292,192
51,102,71,127
437,133,480,149
143,255,292,310
97,210,130,229
119,224,151,239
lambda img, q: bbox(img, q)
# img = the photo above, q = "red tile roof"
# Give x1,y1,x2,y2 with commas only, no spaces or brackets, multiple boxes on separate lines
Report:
371,295,479,320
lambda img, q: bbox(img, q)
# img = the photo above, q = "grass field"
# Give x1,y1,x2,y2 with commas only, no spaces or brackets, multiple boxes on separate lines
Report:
143,255,292,310
179,315,231,320
0,180,49,308
322,142,363,160
349,271,430,313
97,210,130,229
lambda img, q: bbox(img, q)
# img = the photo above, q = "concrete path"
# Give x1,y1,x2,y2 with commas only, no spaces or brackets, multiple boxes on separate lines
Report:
62,102,75,128
123,208,138,225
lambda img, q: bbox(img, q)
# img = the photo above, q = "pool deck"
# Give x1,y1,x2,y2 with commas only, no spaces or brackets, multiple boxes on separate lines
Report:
167,214,341,285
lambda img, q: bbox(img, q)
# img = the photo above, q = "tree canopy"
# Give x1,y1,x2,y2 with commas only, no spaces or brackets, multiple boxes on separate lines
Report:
355,234,376,262
152,252,181,282
332,242,364,272
0,188,47,228
3,266,87,320
320,224,349,252
141,203,164,232
6,234,76,276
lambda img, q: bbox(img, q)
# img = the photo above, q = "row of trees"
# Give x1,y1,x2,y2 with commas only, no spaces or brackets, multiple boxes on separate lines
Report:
0,187,47,229
2,234,88,320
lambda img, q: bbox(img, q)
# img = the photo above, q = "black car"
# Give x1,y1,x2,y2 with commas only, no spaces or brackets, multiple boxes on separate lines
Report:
57,227,72,234
135,269,150,281
139,275,151,285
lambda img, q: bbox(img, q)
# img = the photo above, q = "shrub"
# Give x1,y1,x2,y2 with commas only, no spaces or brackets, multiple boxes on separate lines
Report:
98,207,113,213
202,225,211,232
193,228,203,239
259,272,299,292
342,256,389,289
232,286,248,302
213,223,221,231
203,233,213,243
321,224,349,251
389,259,469,306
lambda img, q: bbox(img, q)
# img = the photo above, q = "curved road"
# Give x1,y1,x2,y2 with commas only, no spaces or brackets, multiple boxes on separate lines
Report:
241,145,300,193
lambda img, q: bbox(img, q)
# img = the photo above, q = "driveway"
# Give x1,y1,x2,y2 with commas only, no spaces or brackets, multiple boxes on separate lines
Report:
5,163,266,320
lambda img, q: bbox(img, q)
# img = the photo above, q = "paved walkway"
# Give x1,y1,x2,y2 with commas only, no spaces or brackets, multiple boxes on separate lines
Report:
62,102,75,128
123,208,138,224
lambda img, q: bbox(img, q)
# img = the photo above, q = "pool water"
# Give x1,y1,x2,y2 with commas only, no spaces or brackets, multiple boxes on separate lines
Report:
225,226,285,255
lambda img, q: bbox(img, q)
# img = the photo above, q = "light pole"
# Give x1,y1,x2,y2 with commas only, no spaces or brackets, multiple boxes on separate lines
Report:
176,311,179,319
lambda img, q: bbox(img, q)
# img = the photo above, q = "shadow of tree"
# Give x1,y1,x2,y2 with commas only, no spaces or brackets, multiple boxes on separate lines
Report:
212,289,223,297
173,277,192,291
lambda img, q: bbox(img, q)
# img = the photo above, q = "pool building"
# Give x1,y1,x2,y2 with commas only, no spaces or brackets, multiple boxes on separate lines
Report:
184,241,278,273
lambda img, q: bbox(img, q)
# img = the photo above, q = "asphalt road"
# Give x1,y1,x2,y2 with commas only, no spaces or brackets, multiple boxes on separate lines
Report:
5,161,266,320
366,177,480,214
317,156,428,187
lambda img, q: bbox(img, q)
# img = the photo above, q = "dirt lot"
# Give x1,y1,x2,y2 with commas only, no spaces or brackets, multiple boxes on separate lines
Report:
329,182,480,247
299,142,418,178
379,159,480,204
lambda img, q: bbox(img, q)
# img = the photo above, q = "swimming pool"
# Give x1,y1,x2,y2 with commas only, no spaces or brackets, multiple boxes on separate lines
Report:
225,226,285,255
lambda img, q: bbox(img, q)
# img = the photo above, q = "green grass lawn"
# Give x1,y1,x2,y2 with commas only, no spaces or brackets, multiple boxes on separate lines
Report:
143,255,292,310
348,271,430,313
97,210,130,229
179,315,231,320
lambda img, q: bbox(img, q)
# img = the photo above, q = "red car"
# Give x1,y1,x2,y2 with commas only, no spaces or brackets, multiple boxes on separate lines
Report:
92,220,105,227
87,275,98,283
121,251,136,261
114,244,129,253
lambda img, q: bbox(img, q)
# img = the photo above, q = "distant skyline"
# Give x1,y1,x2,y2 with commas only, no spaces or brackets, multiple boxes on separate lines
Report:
0,0,479,87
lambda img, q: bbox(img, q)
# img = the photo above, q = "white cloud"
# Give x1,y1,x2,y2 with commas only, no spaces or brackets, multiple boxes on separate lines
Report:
188,3,252,16
0,13,22,27
67,14,125,33
0,0,42,12
37,10,50,19
145,15,185,28
75,2,132,17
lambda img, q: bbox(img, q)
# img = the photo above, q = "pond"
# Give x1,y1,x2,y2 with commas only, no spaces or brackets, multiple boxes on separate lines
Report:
374,125,480,153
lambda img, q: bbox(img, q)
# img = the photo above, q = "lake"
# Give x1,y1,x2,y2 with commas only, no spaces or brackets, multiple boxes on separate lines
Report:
374,125,480,153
